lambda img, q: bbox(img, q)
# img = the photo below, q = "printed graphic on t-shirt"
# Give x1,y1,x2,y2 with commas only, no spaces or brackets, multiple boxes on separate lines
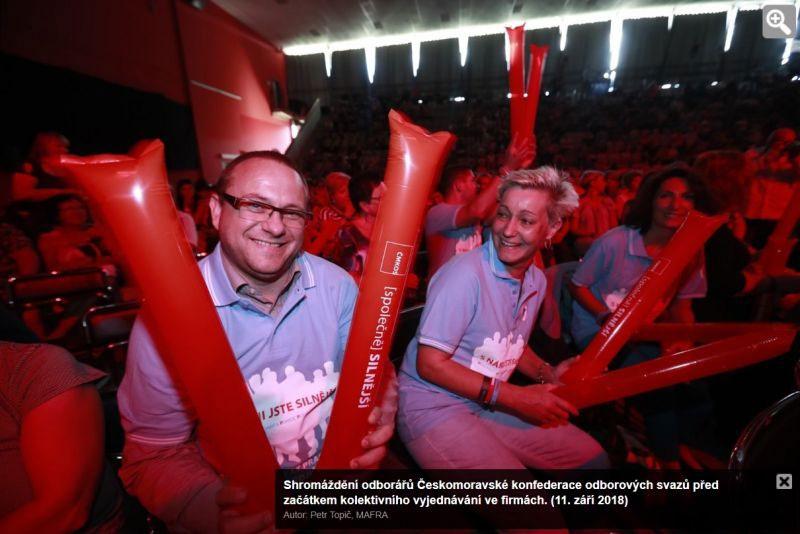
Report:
247,361,338,468
603,288,628,312
454,230,482,255
470,332,525,381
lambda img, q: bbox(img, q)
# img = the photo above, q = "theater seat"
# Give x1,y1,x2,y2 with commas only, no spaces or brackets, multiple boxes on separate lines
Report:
81,301,140,387
5,268,116,351
729,390,800,471
6,267,114,309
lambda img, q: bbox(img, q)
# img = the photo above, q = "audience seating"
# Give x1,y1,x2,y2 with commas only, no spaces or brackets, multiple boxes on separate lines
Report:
82,300,140,352
6,267,115,310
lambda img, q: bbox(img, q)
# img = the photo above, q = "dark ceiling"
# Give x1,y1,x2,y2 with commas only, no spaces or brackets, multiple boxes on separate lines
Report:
214,0,742,52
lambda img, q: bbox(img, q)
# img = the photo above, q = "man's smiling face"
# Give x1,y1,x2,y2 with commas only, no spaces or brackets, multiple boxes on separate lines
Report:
210,158,308,286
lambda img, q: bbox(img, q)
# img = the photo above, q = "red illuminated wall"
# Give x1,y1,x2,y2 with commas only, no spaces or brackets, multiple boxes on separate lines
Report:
0,0,290,182
175,1,292,181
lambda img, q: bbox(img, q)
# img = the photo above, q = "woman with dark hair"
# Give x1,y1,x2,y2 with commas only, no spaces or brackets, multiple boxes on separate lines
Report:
330,172,385,282
37,194,116,274
568,165,716,468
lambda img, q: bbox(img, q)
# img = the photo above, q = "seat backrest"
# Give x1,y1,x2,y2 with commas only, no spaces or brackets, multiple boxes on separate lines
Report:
729,390,800,471
82,301,140,348
7,268,112,307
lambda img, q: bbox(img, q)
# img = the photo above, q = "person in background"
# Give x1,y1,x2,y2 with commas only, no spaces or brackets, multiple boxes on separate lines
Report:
37,194,117,275
304,171,354,256
11,132,75,202
615,169,643,221
193,181,217,253
425,135,535,276
570,170,618,257
569,165,716,468
0,219,40,280
330,172,385,283
0,342,124,531
744,128,797,247
173,180,199,251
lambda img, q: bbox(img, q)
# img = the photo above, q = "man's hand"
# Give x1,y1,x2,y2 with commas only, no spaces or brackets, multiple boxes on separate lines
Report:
216,484,273,534
350,366,398,469
502,133,536,172
509,383,578,428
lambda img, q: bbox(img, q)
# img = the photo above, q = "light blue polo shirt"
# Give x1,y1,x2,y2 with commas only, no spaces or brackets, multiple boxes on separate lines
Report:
570,225,707,347
398,239,547,440
425,203,483,276
118,245,357,469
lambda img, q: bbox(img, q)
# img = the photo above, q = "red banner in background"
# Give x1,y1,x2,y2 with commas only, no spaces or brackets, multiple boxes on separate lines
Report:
317,110,455,469
49,141,279,514
560,211,726,384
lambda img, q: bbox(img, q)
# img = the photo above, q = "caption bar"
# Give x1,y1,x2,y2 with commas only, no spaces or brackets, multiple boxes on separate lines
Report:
277,470,798,530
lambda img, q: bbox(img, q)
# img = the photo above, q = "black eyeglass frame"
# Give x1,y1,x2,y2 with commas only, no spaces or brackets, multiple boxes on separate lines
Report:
219,192,312,224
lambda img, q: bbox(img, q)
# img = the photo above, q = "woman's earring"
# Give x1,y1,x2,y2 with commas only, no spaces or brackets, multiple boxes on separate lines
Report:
544,238,552,249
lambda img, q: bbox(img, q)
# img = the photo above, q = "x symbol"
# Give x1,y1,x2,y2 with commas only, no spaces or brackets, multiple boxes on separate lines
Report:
776,474,792,489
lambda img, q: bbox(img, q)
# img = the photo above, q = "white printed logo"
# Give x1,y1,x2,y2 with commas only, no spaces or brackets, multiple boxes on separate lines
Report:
470,332,525,381
248,361,339,467
455,230,482,255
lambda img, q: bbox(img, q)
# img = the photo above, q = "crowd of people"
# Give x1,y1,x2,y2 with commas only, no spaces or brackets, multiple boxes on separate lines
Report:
1,75,799,531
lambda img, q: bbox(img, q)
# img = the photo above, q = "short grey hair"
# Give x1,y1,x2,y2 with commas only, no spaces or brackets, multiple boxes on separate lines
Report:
498,166,580,223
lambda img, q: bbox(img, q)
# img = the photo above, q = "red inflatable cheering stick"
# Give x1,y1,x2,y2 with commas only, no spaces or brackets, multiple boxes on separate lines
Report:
50,141,279,514
560,211,726,383
758,183,800,275
506,24,548,146
317,110,455,469
507,25,527,143
555,324,797,408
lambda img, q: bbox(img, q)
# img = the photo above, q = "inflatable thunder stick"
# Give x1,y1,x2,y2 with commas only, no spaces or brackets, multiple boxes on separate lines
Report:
52,141,278,513
555,325,797,409
506,25,548,145
631,322,793,344
560,211,726,383
522,45,548,137
317,111,455,469
758,183,800,275
507,25,527,143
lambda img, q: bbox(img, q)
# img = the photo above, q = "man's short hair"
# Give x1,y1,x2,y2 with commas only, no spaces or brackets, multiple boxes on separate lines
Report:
215,151,309,208
439,166,472,196
498,166,579,223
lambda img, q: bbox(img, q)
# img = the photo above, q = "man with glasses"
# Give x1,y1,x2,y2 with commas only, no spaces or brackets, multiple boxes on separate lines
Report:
118,151,395,532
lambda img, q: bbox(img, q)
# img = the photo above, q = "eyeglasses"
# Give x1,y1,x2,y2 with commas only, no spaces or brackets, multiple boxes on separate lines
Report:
220,192,311,228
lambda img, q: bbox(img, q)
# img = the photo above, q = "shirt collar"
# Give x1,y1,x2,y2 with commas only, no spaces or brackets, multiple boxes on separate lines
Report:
485,239,537,284
201,244,316,307
627,227,650,258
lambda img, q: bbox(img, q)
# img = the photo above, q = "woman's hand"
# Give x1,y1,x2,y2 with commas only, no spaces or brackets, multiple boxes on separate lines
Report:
504,383,578,427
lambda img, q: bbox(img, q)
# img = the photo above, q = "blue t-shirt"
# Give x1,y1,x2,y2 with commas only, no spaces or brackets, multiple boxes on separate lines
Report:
398,240,546,440
118,245,357,469
425,203,482,276
570,225,707,346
